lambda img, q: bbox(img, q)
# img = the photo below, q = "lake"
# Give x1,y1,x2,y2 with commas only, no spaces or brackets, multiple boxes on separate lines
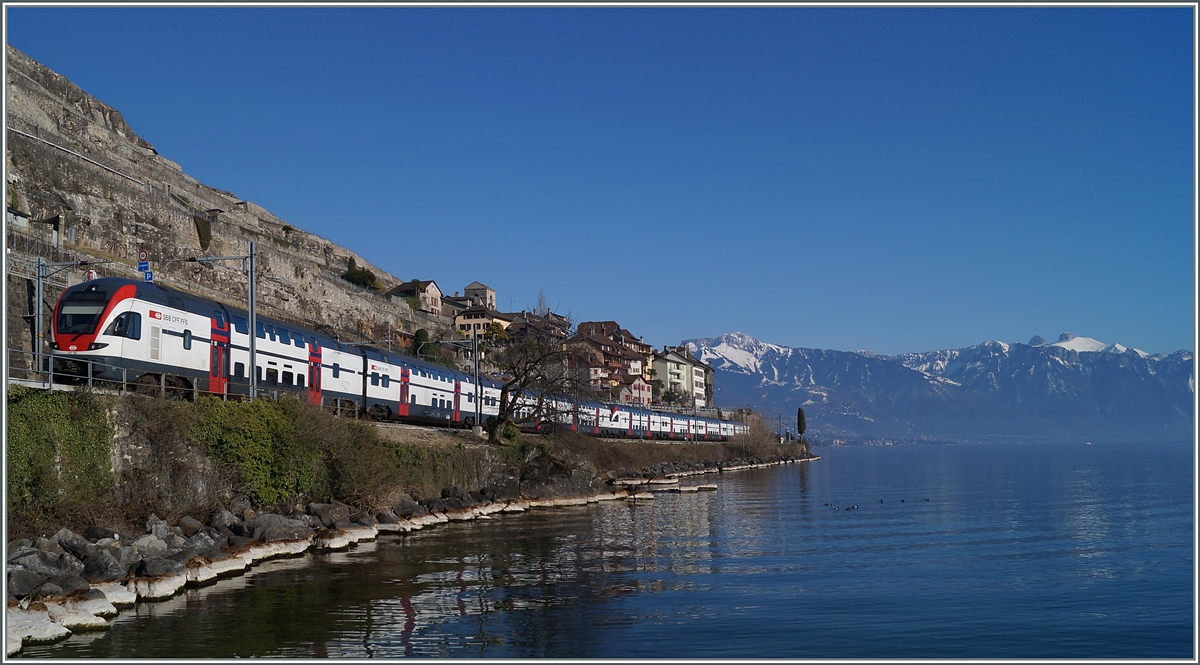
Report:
20,439,1194,658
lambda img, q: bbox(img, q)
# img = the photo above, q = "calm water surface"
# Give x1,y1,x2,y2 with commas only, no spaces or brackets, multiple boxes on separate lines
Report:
22,440,1194,658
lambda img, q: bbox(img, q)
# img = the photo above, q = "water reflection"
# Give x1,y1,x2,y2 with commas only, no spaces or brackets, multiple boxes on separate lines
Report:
20,444,1193,659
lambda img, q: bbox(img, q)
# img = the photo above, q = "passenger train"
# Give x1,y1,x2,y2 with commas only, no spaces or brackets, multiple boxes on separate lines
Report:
50,277,748,440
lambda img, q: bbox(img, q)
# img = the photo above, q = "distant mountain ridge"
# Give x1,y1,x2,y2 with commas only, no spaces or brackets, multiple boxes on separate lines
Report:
688,332,1193,443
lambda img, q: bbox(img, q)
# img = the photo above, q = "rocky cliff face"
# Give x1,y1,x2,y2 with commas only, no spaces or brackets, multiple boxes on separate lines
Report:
5,44,446,361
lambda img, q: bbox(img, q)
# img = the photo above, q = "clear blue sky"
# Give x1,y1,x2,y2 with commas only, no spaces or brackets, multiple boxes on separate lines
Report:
6,6,1195,355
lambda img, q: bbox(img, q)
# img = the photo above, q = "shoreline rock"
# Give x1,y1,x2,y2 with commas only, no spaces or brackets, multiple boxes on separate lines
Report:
4,453,818,656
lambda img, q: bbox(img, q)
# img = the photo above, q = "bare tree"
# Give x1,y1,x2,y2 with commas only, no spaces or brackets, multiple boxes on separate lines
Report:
484,314,596,444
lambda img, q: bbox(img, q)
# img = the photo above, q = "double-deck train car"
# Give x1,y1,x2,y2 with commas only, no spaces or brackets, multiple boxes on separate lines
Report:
50,277,747,440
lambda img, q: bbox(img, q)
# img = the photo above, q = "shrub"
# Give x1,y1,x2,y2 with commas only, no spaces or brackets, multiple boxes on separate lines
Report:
6,386,114,522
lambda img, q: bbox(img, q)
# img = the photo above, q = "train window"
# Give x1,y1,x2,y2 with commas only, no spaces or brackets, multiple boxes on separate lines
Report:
332,364,340,378
256,322,266,339
213,310,226,328
266,368,278,385
411,395,417,405
467,394,473,403
235,362,245,378
232,316,248,334
382,375,390,388
277,328,290,345
256,366,263,383
267,326,277,342
56,290,108,335
282,371,293,386
221,360,229,379
296,374,305,388
294,335,305,349
168,296,185,310
308,336,316,348
370,373,379,387
183,330,192,350
104,312,142,340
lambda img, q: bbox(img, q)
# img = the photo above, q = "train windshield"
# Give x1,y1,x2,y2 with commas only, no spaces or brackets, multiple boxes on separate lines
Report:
56,290,108,335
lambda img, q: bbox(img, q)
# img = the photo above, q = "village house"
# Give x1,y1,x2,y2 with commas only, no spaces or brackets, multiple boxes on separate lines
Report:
506,310,571,341
463,281,496,309
386,279,443,316
455,305,515,335
575,320,655,381
440,292,472,318
568,321,655,403
652,344,714,408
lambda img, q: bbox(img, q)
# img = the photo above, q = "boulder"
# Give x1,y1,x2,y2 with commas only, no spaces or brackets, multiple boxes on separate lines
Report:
350,512,376,527
391,495,421,519
29,582,64,600
163,534,187,550
82,525,119,542
178,516,205,538
375,509,398,524
99,545,140,575
34,537,63,556
9,549,68,578
145,515,170,540
331,521,353,530
134,557,186,578
52,529,96,561
131,535,168,557
210,509,239,529
306,503,350,528
7,569,47,598
228,495,252,515
226,535,255,548
44,574,90,597
239,514,313,542
7,538,32,550
81,550,127,582
467,491,491,507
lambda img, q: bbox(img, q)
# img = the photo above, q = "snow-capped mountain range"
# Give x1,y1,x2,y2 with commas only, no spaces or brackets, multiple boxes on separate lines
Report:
687,332,1193,444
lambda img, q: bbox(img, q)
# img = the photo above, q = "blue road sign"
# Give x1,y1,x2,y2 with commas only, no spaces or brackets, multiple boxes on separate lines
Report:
137,261,150,272
143,271,154,282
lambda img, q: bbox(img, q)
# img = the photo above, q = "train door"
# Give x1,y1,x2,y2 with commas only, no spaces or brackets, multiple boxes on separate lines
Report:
453,380,462,423
398,366,411,417
209,311,230,395
307,342,323,406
